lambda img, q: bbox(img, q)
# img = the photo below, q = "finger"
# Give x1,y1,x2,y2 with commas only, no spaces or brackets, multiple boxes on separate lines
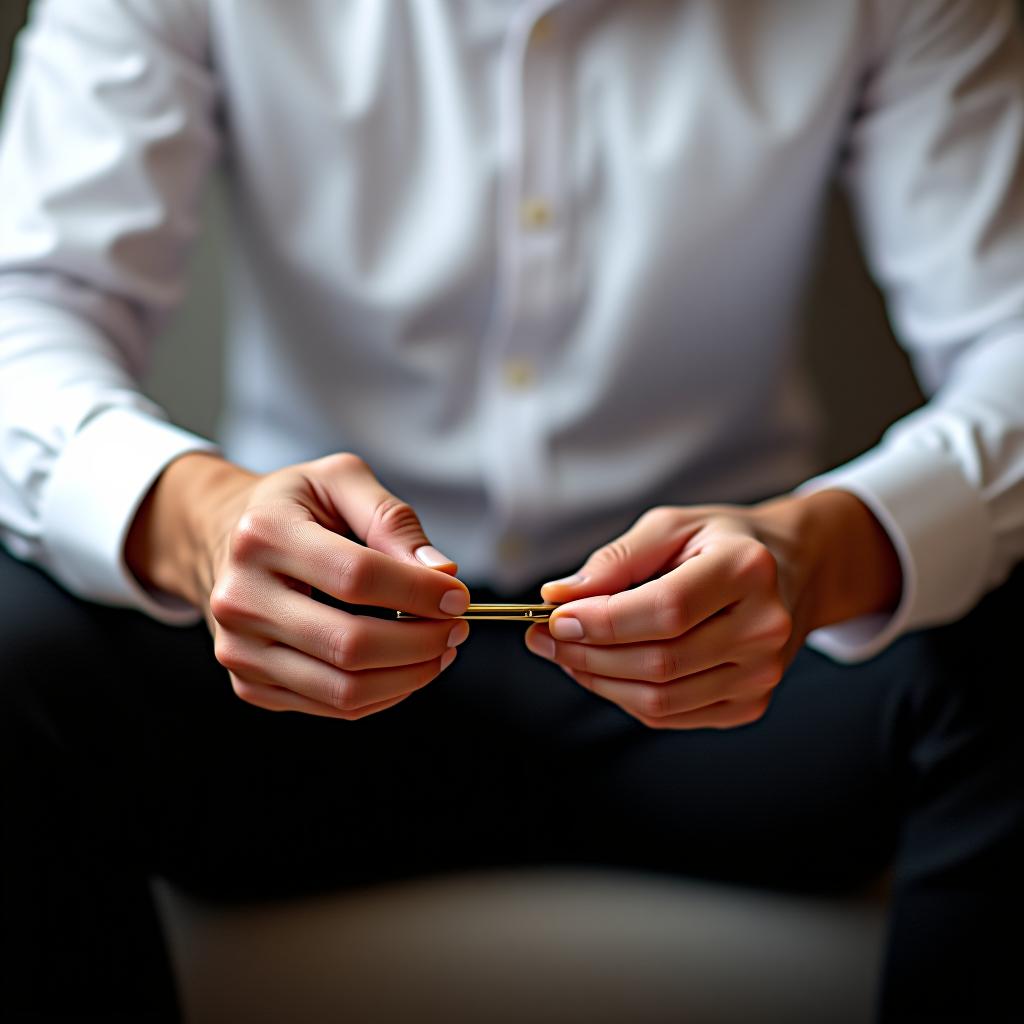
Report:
220,522,469,619
525,622,729,684
302,453,460,573
261,592,470,671
539,506,698,604
231,678,411,721
574,662,770,718
562,664,772,731
634,696,773,731
526,598,790,682
217,634,458,709
262,644,457,709
544,542,746,645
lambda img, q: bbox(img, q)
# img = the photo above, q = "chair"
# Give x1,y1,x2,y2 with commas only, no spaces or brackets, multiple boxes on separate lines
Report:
154,867,888,1023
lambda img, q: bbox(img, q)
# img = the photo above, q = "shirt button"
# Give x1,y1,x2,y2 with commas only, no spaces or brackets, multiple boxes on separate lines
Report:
530,13,556,45
502,358,536,390
521,197,553,231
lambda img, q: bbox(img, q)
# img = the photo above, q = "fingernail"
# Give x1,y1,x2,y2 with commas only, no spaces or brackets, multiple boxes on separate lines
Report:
550,616,584,640
416,545,456,568
440,648,457,670
439,589,470,616
447,621,470,648
545,573,586,588
529,631,556,659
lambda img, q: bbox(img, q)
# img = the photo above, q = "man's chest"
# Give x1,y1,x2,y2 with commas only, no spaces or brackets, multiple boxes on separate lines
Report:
206,0,874,326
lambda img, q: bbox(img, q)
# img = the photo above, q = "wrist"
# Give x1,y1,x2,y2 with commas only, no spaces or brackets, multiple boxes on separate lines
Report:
750,488,903,634
125,452,257,607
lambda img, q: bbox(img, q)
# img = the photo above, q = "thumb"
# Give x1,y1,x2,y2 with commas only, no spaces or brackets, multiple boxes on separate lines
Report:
307,453,459,575
540,508,694,601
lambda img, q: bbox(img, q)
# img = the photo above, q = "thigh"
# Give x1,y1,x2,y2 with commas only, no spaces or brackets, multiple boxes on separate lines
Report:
517,644,903,893
0,550,568,898
529,564,1024,896
357,606,901,895
1,546,232,884
8,542,1013,903
0,532,890,905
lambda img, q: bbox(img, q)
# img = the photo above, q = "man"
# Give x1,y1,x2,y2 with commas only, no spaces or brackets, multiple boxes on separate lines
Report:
1,0,1022,1019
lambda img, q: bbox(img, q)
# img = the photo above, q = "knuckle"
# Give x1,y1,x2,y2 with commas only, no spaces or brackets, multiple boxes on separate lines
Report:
654,597,687,638
638,685,671,719
566,666,587,688
636,712,671,731
370,495,422,539
208,577,254,626
599,592,624,642
230,676,267,709
214,633,246,673
591,539,631,569
333,552,374,603
746,606,793,649
320,625,360,669
639,505,678,531
735,543,778,588
231,509,278,560
209,581,237,624
318,451,368,477
767,607,794,646
748,658,785,692
578,644,598,676
340,705,375,721
327,675,361,712
645,646,677,684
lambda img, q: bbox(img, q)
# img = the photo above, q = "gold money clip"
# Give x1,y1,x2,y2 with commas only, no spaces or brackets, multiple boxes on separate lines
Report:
396,603,557,622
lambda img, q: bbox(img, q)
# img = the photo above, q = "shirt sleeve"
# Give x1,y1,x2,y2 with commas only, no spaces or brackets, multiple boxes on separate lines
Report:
801,0,1024,663
0,0,220,623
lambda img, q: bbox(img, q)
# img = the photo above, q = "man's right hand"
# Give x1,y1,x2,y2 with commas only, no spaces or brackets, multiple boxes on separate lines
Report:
125,451,471,719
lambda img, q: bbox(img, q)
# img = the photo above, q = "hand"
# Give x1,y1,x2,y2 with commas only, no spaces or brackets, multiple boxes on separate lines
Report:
126,451,471,719
525,491,901,730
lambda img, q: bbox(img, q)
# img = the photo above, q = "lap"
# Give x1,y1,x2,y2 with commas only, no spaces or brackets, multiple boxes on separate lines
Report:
3,546,1019,903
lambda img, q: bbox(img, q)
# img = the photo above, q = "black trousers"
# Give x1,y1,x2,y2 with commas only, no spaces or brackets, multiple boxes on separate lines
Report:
2,545,1022,1022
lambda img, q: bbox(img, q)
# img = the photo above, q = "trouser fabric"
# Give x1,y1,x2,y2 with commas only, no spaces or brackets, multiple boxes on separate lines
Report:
1,547,1021,1021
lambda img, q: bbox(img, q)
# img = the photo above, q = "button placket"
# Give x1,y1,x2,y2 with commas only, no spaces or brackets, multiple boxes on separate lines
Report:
479,3,569,584
517,19,571,352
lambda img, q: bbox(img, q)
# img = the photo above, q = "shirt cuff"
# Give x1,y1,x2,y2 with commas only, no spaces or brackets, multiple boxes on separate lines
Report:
40,406,220,625
797,442,992,664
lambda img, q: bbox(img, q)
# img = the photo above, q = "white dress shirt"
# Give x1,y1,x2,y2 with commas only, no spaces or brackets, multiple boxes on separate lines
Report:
1,0,1023,663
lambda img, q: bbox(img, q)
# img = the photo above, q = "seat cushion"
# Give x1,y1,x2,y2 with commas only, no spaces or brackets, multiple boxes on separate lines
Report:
154,867,886,1023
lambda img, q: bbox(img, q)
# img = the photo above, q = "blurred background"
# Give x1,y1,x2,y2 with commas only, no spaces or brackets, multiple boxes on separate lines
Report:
0,1,948,470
